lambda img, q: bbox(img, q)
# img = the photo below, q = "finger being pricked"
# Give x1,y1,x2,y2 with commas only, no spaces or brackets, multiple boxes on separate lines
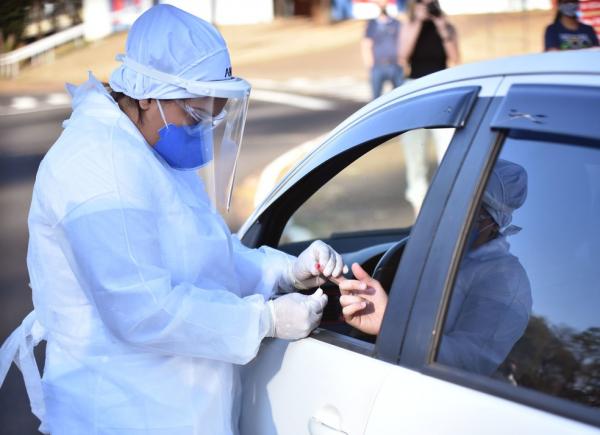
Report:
338,278,370,296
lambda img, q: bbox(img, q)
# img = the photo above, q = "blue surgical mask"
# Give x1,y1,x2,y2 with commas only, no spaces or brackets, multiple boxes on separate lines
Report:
559,2,579,18
154,100,214,170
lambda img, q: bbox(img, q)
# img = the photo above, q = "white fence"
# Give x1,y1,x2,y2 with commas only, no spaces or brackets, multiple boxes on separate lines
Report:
0,24,85,78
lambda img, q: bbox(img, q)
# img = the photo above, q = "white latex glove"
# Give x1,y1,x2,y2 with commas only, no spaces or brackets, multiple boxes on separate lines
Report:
266,289,328,340
282,240,346,291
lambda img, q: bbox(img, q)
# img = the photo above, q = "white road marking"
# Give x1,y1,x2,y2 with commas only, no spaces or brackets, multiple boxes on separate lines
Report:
46,93,70,106
10,96,38,110
1,94,70,116
251,89,336,111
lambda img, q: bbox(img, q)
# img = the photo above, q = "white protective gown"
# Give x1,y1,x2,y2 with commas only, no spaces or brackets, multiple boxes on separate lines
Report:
439,235,532,375
0,75,292,435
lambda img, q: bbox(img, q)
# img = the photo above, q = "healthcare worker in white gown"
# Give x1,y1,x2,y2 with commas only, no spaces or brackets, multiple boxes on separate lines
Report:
0,5,346,434
338,159,532,375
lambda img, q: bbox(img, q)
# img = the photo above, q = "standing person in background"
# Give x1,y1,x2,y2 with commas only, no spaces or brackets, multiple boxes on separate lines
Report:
398,0,459,216
362,0,404,100
545,0,599,51
400,0,459,79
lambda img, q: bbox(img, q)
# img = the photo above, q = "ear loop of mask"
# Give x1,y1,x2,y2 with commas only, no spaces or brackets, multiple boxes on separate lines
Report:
156,100,169,129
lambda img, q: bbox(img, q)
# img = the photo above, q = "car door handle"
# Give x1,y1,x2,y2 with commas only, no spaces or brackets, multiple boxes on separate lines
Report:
308,404,348,435
308,417,348,435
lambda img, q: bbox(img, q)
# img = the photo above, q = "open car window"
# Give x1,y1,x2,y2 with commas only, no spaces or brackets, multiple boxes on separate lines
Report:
280,128,456,245
278,127,456,341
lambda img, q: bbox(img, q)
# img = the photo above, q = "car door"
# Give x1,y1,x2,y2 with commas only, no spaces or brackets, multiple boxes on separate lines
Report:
239,78,501,435
367,78,600,433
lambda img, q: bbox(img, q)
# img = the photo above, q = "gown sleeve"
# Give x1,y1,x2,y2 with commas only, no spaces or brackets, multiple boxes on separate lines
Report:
230,235,296,298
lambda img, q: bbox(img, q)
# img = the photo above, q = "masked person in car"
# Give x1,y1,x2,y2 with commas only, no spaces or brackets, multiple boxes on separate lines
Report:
339,159,532,376
0,5,346,434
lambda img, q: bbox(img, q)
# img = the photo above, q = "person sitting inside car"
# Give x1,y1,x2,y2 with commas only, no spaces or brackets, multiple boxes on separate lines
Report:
339,159,532,376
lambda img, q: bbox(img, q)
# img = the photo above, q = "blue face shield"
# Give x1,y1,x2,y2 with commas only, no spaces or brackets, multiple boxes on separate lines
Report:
154,100,213,170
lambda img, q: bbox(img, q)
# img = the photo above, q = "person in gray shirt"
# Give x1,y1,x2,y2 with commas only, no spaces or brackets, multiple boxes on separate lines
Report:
361,0,404,100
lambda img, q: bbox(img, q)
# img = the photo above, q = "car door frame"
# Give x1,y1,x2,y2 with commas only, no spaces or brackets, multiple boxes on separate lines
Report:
393,77,600,429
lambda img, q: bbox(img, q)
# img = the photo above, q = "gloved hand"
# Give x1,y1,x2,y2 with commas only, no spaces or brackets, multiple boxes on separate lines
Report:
281,240,346,291
266,289,328,340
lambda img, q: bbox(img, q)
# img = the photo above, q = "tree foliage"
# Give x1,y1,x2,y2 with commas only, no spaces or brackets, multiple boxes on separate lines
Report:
0,0,34,52
506,316,600,408
0,1,82,53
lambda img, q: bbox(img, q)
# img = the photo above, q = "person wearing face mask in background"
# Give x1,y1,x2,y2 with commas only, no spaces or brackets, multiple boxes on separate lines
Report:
362,0,404,100
398,0,459,216
339,160,532,376
545,0,599,51
0,5,347,434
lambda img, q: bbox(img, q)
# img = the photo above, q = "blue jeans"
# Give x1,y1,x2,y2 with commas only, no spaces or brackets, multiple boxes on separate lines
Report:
370,63,404,100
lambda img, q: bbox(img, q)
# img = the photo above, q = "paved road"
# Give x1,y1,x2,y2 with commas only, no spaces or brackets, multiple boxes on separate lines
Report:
0,91,364,434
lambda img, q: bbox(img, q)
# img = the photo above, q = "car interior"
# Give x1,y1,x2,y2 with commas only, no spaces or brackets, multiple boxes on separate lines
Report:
262,130,447,342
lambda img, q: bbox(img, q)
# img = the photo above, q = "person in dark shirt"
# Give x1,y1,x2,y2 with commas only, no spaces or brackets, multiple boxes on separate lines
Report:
400,0,459,79
398,0,459,216
545,0,599,51
362,0,403,100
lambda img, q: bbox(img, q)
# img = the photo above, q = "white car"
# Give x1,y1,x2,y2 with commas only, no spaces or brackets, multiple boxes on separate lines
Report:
238,50,600,434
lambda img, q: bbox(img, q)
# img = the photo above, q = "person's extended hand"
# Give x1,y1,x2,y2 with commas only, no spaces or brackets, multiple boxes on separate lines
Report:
338,263,388,335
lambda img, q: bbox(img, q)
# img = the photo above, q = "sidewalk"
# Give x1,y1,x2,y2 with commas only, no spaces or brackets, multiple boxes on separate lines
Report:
0,10,553,96
0,18,366,95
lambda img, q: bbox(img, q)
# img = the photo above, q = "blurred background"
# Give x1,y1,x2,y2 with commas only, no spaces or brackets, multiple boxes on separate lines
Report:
1,0,599,433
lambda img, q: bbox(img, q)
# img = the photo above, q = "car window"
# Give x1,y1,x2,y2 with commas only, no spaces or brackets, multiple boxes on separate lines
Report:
280,128,455,244
436,135,600,409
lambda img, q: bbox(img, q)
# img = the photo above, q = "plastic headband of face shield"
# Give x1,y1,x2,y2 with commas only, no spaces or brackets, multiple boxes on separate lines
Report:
114,54,251,99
